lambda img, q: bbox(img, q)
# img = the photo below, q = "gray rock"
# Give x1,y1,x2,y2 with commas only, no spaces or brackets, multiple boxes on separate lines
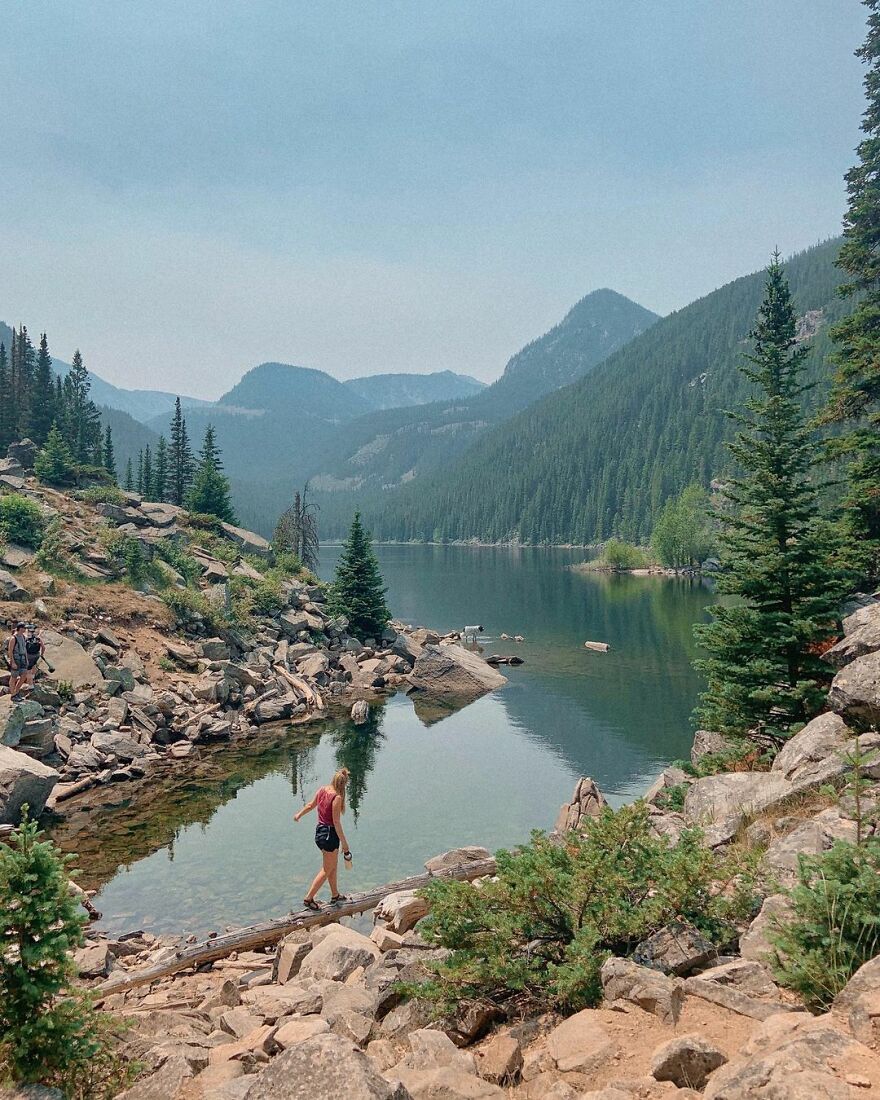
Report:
424,846,491,874
0,745,59,823
0,568,31,600
115,1055,193,1100
651,1034,727,1090
201,637,231,660
279,610,311,637
0,698,44,747
633,920,716,976
219,522,271,560
407,644,506,702
1,544,35,569
828,650,880,726
739,894,791,963
7,438,38,469
824,603,880,667
771,711,876,790
41,629,104,689
833,954,880,1012
684,772,793,831
391,633,423,667
761,807,858,888
690,729,735,767
91,731,150,763
243,1034,410,1099
599,956,684,1024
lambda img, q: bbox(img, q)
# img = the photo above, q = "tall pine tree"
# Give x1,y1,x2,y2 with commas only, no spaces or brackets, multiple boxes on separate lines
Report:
0,344,13,452
329,512,390,642
31,334,55,445
695,255,844,743
124,456,134,492
187,425,236,522
142,445,153,501
823,0,880,581
169,398,195,506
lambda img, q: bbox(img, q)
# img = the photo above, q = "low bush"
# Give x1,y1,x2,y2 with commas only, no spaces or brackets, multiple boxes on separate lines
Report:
0,493,45,549
0,810,133,1098
78,485,126,506
152,540,202,587
229,575,285,621
102,531,149,585
407,803,758,1016
598,539,650,570
769,838,880,1010
35,517,81,577
161,586,222,631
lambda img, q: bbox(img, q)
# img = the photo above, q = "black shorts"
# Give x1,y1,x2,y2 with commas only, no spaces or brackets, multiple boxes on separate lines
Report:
315,824,340,852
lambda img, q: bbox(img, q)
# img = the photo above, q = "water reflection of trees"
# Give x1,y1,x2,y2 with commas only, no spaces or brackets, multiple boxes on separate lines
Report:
329,704,386,821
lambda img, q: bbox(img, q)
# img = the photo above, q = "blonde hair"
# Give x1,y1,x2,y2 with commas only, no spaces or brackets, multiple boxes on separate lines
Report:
327,768,350,814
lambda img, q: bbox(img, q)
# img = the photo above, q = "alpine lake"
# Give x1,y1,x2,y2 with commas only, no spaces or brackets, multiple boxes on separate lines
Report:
49,546,713,937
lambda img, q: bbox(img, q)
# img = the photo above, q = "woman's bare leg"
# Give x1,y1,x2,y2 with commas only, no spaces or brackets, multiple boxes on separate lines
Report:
305,861,328,902
326,850,340,897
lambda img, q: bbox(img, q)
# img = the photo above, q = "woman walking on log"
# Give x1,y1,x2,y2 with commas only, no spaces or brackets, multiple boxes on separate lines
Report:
294,767,352,910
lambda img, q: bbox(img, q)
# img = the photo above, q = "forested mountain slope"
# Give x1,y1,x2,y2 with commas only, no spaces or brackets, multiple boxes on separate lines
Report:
336,239,844,544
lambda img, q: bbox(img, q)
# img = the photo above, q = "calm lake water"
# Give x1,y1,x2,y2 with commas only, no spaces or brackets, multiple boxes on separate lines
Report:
52,547,713,936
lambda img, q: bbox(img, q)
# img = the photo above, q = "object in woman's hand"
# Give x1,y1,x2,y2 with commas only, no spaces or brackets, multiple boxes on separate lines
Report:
344,851,352,866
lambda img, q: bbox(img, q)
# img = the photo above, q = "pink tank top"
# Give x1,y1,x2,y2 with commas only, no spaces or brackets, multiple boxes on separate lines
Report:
316,787,336,826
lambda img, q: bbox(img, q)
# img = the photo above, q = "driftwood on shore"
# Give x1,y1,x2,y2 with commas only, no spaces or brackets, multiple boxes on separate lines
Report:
96,857,497,998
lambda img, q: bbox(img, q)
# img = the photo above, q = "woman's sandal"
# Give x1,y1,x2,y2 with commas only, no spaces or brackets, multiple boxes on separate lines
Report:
330,894,348,904
303,898,320,911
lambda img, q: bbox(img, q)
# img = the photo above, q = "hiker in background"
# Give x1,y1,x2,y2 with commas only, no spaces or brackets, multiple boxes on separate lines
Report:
5,622,29,700
294,767,353,910
23,624,45,689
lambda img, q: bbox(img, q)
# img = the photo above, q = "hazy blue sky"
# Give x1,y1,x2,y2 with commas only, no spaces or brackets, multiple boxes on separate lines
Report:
0,1,866,397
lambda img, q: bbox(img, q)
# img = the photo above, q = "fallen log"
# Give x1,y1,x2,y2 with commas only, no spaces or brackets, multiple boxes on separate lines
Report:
96,857,497,997
584,641,611,653
273,664,324,710
486,654,524,666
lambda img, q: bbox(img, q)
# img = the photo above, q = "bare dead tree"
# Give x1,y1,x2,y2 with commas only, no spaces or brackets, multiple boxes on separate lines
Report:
273,483,320,572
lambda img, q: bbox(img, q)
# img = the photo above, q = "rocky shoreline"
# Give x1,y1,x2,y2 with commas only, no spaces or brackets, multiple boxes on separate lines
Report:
54,592,880,1099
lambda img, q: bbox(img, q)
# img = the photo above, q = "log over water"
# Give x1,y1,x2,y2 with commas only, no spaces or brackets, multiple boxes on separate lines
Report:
97,857,497,997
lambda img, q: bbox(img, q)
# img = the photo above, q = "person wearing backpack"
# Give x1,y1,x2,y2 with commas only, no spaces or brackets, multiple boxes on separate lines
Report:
6,622,29,700
23,624,46,689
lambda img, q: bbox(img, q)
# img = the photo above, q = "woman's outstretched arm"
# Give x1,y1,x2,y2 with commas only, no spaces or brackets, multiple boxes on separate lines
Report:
294,795,317,822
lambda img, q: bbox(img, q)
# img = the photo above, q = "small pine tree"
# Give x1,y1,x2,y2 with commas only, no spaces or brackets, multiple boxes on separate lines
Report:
154,434,168,502
34,422,77,487
187,424,236,522
329,512,390,641
142,444,153,501
136,449,144,495
695,255,844,743
0,810,130,1092
102,424,117,481
124,456,134,492
822,0,880,581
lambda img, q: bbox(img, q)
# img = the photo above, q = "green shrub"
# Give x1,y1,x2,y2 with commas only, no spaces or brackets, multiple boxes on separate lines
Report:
408,803,757,1016
229,575,285,621
182,510,223,532
35,517,80,577
769,838,880,1010
161,587,222,631
102,531,149,585
56,680,75,703
599,539,650,570
654,782,687,812
78,485,126,506
0,493,45,549
74,464,114,487
0,811,132,1097
680,740,765,778
152,540,202,587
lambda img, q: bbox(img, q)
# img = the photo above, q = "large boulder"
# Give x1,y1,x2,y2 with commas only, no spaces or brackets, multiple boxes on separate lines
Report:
90,731,150,763
0,698,44,747
219,522,271,560
374,889,430,934
599,957,684,1024
298,926,381,982
0,745,59,823
690,729,736,767
825,601,880,667
650,1034,727,1090
684,772,793,835
41,630,104,689
388,1067,502,1098
553,777,607,834
243,1034,410,1099
739,894,791,962
828,650,880,726
633,919,715,976
704,1013,880,1099
407,645,506,702
7,439,38,469
545,1010,618,1074
761,807,858,888
770,712,864,789
424,846,491,874
833,954,880,1013
0,568,30,601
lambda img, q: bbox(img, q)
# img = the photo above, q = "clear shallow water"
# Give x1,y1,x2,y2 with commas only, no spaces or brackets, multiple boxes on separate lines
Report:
51,547,713,937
